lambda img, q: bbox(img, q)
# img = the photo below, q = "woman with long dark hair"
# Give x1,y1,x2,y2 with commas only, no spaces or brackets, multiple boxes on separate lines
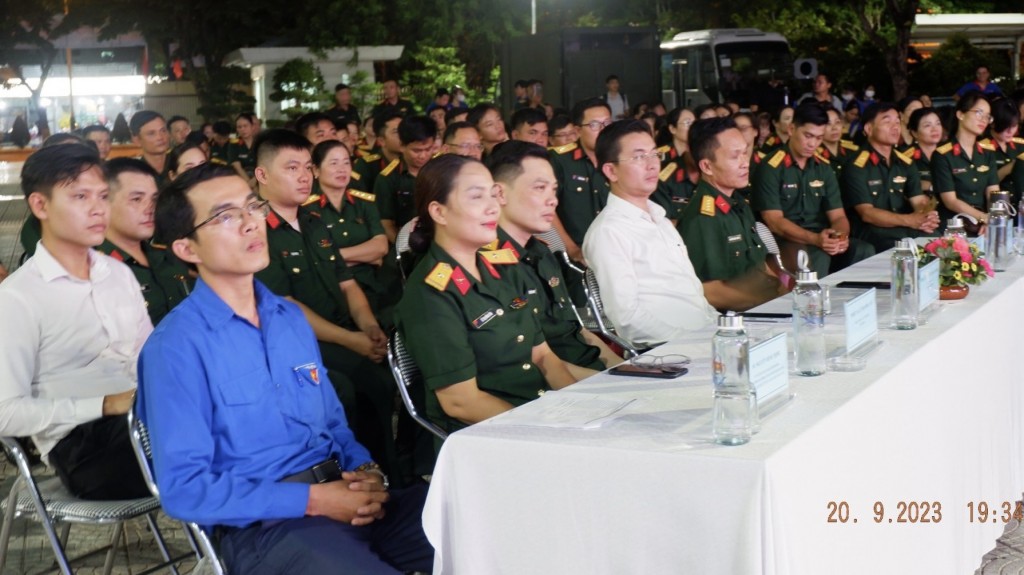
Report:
931,93,1000,232
394,155,576,441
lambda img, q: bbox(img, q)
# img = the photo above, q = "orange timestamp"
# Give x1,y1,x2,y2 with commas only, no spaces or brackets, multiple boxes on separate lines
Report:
966,501,1024,524
826,500,943,524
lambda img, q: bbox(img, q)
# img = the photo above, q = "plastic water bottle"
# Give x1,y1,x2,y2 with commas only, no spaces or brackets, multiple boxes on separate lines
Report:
891,238,919,330
712,312,754,446
793,251,826,376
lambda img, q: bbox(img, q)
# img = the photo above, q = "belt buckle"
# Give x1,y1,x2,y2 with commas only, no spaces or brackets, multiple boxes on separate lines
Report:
310,459,340,484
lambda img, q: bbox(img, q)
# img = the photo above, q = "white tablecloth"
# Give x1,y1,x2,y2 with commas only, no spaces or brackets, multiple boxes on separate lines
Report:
423,251,1024,575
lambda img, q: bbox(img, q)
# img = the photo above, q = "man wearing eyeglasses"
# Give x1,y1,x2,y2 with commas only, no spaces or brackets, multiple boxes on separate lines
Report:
582,120,716,347
251,129,402,484
841,103,939,253
441,121,484,160
550,98,613,268
138,164,433,574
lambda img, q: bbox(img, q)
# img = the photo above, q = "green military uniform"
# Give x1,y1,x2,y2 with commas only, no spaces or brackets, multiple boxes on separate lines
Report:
353,152,393,194
679,179,767,282
1009,150,1024,205
137,155,173,188
373,159,417,229
227,139,256,179
395,242,548,442
305,190,394,320
651,145,697,221
840,146,925,253
758,133,785,154
97,240,193,325
817,139,859,180
752,147,873,276
549,142,610,246
899,142,935,198
485,228,603,371
256,205,401,480
208,139,230,166
19,215,41,258
981,136,1024,202
931,139,999,222
371,99,417,119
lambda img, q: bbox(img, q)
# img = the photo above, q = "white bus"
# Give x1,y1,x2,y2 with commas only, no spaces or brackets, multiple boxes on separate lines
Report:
661,28,793,110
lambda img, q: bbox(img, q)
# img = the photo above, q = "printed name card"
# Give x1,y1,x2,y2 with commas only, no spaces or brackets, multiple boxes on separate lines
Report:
749,333,789,405
918,259,940,312
844,288,878,352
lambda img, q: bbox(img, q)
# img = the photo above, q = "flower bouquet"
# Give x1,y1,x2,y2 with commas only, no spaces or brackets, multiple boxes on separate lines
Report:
918,236,993,299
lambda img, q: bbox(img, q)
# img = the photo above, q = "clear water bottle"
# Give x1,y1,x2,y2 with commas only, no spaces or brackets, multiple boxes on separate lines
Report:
944,213,975,241
891,238,919,330
712,312,754,446
793,251,826,376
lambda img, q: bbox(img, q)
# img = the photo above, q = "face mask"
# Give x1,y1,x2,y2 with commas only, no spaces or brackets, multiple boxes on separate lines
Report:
842,93,854,102
865,90,875,99
457,94,465,102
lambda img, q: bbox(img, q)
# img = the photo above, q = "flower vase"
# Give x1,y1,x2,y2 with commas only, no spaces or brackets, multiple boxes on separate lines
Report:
939,284,969,300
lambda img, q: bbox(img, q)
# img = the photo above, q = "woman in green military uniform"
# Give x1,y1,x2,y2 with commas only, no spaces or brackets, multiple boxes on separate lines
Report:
902,107,944,197
310,140,393,319
395,155,577,440
652,107,698,223
932,93,1000,233
985,98,1022,202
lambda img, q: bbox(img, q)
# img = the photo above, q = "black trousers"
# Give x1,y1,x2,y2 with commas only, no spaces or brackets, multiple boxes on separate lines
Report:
48,415,150,500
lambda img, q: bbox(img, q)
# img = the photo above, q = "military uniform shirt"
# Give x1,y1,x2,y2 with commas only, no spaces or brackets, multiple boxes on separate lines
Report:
256,206,355,329
486,228,603,370
97,240,193,325
227,139,256,178
752,148,843,232
899,142,935,193
1010,151,1024,204
306,191,386,298
353,153,392,196
395,242,547,437
209,140,230,166
549,143,610,245
840,146,924,249
651,146,697,221
931,139,999,216
982,137,1024,196
679,179,767,282
817,140,859,179
373,159,417,228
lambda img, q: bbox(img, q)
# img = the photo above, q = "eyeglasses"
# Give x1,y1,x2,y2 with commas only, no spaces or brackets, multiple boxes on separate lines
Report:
678,119,694,128
580,119,613,132
612,150,665,165
630,354,691,373
449,142,485,152
967,108,993,123
182,200,270,238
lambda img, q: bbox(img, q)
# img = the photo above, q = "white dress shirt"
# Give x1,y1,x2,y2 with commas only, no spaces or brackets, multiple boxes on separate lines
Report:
0,242,152,458
582,194,715,346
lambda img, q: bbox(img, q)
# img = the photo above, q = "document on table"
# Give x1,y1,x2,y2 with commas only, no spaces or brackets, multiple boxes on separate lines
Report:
484,395,640,429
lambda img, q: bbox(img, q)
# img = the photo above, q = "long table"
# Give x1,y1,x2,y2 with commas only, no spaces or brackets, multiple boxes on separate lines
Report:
422,250,1024,574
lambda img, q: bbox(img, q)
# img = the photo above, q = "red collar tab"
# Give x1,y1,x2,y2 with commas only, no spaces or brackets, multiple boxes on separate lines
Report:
783,153,792,168
500,241,520,259
319,195,328,208
266,211,281,229
109,249,125,262
953,143,962,156
714,195,731,214
573,148,583,161
912,148,921,160
450,266,471,296
346,191,356,205
870,152,879,165
481,256,501,279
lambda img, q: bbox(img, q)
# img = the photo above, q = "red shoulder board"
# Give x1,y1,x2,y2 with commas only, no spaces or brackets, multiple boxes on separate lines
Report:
266,211,281,229
714,195,731,215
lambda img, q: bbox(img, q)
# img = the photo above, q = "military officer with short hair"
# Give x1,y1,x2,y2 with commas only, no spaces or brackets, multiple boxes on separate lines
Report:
228,112,260,188
679,117,783,312
752,102,874,277
98,158,192,324
353,109,404,194
374,116,438,243
840,103,939,253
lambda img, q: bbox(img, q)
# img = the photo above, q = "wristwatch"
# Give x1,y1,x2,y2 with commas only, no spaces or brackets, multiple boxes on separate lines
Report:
356,461,390,490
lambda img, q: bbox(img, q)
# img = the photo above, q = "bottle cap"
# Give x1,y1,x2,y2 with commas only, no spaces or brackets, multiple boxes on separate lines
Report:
717,311,744,330
795,250,818,283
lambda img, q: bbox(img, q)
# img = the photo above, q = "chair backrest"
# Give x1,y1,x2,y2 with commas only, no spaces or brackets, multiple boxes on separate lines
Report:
395,217,419,283
126,409,226,575
582,268,639,357
387,331,448,441
533,228,567,254
754,222,780,256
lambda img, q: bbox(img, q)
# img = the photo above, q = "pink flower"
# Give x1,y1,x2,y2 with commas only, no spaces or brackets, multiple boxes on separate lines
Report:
952,237,969,253
962,250,973,264
980,259,994,276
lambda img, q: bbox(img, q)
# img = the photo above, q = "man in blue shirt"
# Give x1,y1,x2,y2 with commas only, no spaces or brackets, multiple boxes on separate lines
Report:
137,164,432,574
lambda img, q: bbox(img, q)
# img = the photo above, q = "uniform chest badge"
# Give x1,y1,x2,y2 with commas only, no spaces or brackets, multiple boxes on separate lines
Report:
977,165,990,172
892,176,907,184
472,310,497,329
319,239,332,248
509,297,529,310
809,180,824,188
549,276,560,288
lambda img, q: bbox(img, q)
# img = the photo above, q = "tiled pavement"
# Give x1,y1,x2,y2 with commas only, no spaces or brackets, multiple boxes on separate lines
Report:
0,170,1023,573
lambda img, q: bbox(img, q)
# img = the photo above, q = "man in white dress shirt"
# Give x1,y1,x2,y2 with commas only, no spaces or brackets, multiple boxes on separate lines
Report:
0,144,152,500
582,120,716,347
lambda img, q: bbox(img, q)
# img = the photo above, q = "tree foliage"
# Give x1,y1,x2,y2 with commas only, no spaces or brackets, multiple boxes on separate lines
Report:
270,59,329,119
